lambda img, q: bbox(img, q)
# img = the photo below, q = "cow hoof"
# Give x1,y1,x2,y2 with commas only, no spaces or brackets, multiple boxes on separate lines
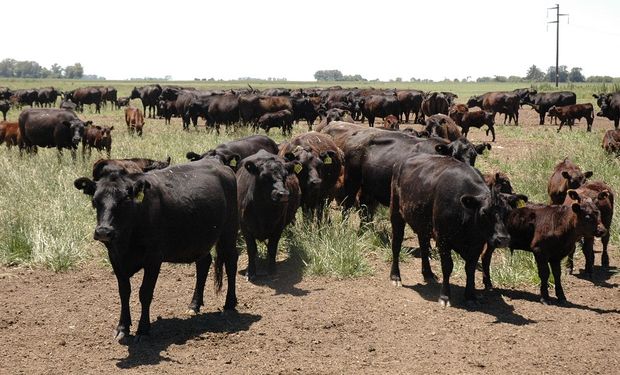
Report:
557,298,568,306
540,297,550,306
423,272,438,282
114,330,126,342
438,297,451,308
186,308,198,316
391,279,402,287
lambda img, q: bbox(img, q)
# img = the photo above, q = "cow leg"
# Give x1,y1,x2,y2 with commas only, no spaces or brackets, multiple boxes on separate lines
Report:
539,113,545,125
113,272,132,341
389,209,405,286
488,125,496,142
188,253,212,314
586,117,593,132
581,237,595,278
601,231,610,267
481,244,495,291
136,262,162,338
463,255,479,304
549,260,566,304
534,253,551,304
614,118,619,130
437,243,453,307
217,229,239,310
244,232,258,281
266,233,282,275
557,121,564,133
565,243,576,275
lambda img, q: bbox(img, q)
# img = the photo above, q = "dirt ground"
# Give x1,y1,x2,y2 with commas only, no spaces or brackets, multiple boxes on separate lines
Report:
1,107,619,374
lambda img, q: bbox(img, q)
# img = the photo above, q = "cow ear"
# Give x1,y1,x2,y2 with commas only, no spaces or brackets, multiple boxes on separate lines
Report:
227,154,241,169
598,191,609,201
571,203,582,214
460,194,482,210
186,151,201,161
283,152,297,162
592,94,599,99
561,171,571,179
475,143,491,154
435,144,450,155
567,189,580,201
95,125,102,130
286,161,303,175
132,179,150,203
245,160,259,175
109,126,114,131
85,121,93,126
74,177,96,196
584,171,593,179
63,120,72,127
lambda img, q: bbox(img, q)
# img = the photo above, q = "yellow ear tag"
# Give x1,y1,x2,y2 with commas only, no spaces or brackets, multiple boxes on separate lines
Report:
294,164,303,174
135,191,144,203
516,199,525,208
229,158,237,167
323,156,332,165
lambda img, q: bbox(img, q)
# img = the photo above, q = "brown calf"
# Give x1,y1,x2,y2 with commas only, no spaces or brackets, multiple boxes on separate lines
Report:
460,110,496,142
483,172,514,194
563,181,614,276
548,103,594,132
448,103,468,124
424,114,461,141
83,125,113,158
602,129,620,156
547,157,593,204
125,107,145,136
382,114,399,130
0,121,21,150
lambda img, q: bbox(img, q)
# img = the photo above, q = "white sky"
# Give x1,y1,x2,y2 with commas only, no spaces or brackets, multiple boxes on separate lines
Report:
4,0,619,81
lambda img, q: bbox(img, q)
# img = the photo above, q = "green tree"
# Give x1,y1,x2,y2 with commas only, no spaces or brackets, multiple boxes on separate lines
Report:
545,65,569,82
314,70,343,81
525,65,545,81
568,67,585,82
64,63,84,79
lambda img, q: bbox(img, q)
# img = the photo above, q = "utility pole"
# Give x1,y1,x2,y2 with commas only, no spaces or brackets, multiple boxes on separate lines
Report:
548,4,569,87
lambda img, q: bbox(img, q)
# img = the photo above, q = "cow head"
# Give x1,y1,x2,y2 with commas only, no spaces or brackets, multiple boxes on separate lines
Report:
284,147,323,199
100,126,114,141
74,172,148,243
460,186,511,248
243,151,300,203
466,96,482,108
548,106,560,117
187,149,241,170
561,169,593,190
566,190,607,238
436,137,490,166
64,119,88,146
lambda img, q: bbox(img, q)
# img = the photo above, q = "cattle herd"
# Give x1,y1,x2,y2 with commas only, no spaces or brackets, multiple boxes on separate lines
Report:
0,82,618,341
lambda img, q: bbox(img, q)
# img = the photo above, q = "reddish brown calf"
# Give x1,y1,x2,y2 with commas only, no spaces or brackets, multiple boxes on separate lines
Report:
548,103,594,132
125,107,145,136
547,158,593,204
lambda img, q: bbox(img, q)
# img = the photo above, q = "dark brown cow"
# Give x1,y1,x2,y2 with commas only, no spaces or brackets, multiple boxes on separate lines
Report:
0,99,9,121
92,157,171,181
239,95,292,126
237,150,301,280
68,87,103,114
115,97,130,108
100,87,118,110
563,181,614,276
420,92,449,120
82,125,113,158
602,129,620,155
0,121,21,150
483,172,514,194
359,95,400,127
548,103,595,132
593,92,620,129
481,191,606,304
125,107,145,136
11,89,38,108
130,84,163,118
382,114,399,129
460,110,496,142
547,158,593,204
482,92,520,125
448,103,468,124
36,87,61,107
424,114,462,141
257,109,293,135
279,133,344,221
396,90,423,123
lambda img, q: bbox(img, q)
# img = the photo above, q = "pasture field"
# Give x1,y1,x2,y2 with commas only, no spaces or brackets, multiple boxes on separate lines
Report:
0,79,618,373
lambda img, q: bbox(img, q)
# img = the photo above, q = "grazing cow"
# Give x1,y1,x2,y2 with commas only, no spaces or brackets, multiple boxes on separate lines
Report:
125,107,145,136
390,153,511,306
0,121,21,150
36,87,61,107
548,103,595,132
420,92,449,121
291,97,320,130
207,94,240,133
130,84,163,118
547,158,593,204
18,108,90,160
11,89,38,108
100,87,118,110
82,125,113,158
314,108,354,131
279,133,343,221
237,150,301,280
602,129,620,155
563,181,614,276
257,109,294,135
483,172,514,194
261,88,291,96
482,92,520,125
396,90,424,123
68,87,103,114
60,99,78,111
74,158,239,340
524,91,577,125
382,114,399,129
593,92,620,129
425,114,462,141
115,97,130,108
239,95,292,126
0,87,12,100
0,99,9,120
512,88,536,107
92,157,171,180
359,95,401,127
481,191,606,304
459,110,496,142
186,135,279,170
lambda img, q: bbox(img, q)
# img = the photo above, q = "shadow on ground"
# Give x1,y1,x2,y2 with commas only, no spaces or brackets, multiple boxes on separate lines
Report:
241,253,309,297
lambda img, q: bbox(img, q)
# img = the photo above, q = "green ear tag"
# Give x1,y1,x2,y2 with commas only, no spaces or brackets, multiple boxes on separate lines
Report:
294,164,303,174
323,156,332,165
229,158,237,167
516,199,525,208
135,191,144,203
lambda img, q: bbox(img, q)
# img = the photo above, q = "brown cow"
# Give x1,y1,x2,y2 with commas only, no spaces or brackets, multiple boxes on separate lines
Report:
92,157,171,180
125,107,145,136
563,181,614,276
481,191,606,303
549,103,595,132
0,99,9,121
547,158,593,204
257,109,293,135
483,172,514,194
420,92,449,121
602,129,620,155
83,125,113,158
448,103,468,124
0,121,21,150
382,114,399,129
460,110,496,142
424,114,461,141
482,92,520,125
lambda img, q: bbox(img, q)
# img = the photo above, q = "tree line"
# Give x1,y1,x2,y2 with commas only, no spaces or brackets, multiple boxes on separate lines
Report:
0,58,85,79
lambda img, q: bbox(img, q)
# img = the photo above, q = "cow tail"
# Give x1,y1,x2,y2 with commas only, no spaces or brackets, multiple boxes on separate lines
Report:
214,244,225,293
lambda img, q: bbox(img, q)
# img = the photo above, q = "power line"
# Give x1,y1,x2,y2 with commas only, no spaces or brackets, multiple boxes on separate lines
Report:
547,4,569,87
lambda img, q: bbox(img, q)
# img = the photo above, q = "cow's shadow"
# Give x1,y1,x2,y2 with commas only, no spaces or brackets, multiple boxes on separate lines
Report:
497,288,620,315
570,265,618,288
115,310,261,369
241,252,309,297
405,282,537,326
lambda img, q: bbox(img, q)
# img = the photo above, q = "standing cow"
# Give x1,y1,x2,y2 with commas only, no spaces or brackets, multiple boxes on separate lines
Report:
125,107,145,136
130,84,163,118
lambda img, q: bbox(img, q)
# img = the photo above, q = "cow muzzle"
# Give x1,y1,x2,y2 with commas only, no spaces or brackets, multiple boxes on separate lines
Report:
72,136,82,145
595,225,607,238
491,234,511,248
94,225,115,242
271,189,289,203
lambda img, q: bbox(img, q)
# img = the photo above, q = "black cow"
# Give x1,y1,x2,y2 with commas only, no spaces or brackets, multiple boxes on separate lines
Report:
100,87,118,110
0,100,9,120
359,95,400,127
12,89,38,107
74,158,239,340
36,87,61,107
390,153,511,306
18,108,90,160
207,94,240,133
67,87,103,114
237,150,301,280
130,84,163,118
593,92,620,129
524,91,576,125
92,157,171,180
186,134,279,170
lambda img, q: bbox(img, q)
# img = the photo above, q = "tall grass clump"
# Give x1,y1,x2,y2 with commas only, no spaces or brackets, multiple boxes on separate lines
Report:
284,210,373,278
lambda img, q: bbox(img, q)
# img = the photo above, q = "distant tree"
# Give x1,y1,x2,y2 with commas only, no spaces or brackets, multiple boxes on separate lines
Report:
64,63,84,79
476,76,492,82
586,76,613,83
525,65,545,81
494,75,507,82
0,58,16,77
394,77,402,82
508,75,523,82
545,65,569,82
314,70,343,81
453,78,460,83
50,63,63,78
568,67,585,82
